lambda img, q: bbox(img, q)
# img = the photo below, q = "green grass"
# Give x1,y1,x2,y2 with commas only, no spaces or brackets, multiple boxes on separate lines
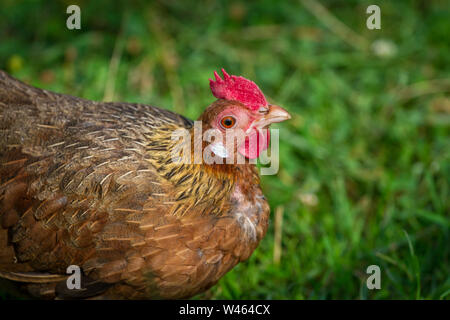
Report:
1,0,449,299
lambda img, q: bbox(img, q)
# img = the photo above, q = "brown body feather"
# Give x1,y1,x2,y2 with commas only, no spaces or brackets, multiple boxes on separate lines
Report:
0,70,270,299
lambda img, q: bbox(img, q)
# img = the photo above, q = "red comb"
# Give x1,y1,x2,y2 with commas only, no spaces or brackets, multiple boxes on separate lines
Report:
209,68,268,111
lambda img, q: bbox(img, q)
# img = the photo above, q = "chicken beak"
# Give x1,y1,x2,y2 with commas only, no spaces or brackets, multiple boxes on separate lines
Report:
247,105,291,133
264,105,291,124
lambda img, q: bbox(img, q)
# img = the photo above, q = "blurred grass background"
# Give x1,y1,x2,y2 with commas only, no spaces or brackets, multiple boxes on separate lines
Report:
0,0,449,299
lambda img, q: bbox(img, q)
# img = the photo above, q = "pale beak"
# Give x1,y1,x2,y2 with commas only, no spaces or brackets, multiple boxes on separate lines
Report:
246,105,291,133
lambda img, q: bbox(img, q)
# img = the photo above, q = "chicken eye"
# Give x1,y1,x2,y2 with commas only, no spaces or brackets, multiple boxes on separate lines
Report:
220,116,236,129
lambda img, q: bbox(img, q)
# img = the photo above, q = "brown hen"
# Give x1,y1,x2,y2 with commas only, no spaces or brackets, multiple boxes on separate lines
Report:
0,69,290,299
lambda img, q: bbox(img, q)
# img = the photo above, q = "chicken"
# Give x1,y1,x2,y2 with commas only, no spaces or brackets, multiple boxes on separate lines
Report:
0,69,290,299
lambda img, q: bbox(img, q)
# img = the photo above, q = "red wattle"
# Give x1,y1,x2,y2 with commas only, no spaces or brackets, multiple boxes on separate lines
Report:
238,129,270,159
